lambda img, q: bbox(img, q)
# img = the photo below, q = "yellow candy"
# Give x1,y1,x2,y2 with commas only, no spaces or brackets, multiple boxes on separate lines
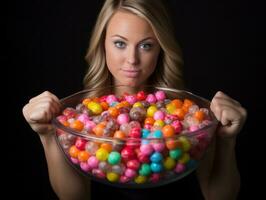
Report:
133,102,144,108
154,119,165,127
106,172,120,182
96,148,109,161
178,152,190,164
134,175,147,184
166,103,176,114
146,105,157,117
179,136,191,152
163,157,176,170
87,102,102,115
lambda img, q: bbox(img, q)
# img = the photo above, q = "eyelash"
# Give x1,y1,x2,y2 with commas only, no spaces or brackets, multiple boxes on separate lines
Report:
140,43,152,50
113,41,153,51
114,41,126,49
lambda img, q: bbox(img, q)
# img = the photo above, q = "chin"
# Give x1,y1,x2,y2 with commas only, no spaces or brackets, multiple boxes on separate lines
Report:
117,79,142,87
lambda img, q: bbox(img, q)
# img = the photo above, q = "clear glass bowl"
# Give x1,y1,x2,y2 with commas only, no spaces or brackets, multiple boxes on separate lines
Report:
52,85,218,188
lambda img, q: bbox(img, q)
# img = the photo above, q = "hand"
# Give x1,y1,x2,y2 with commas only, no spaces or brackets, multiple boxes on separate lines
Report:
210,91,247,138
22,91,61,136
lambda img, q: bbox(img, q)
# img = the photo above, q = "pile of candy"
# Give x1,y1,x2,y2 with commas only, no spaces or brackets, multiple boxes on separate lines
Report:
55,90,214,185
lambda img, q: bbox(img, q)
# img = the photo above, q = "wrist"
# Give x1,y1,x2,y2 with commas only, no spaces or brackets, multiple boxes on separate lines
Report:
215,135,237,157
39,132,56,147
216,135,236,147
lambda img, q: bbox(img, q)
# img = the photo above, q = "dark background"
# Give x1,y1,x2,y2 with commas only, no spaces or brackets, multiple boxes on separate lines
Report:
4,0,265,199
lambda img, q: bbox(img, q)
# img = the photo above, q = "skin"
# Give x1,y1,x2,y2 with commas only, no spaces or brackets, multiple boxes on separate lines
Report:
22,10,247,200
105,11,161,94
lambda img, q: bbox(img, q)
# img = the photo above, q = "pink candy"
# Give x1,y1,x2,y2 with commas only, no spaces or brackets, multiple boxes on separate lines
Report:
140,144,154,155
155,91,166,101
125,95,137,104
189,125,199,132
117,113,130,125
87,156,99,169
172,120,182,133
125,168,137,178
146,94,157,103
153,110,165,120
175,163,186,173
84,120,96,131
80,162,91,172
106,94,118,104
152,142,165,152
77,113,90,123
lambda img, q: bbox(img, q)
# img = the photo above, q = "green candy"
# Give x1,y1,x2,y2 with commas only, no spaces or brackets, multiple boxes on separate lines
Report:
108,151,121,165
169,148,182,160
139,163,152,176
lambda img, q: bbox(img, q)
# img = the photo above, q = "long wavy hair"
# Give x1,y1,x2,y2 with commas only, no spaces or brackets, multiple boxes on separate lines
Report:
83,0,184,93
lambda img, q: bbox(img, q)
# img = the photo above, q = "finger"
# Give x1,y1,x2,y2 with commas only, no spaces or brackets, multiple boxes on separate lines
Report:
210,101,239,122
29,108,53,122
217,108,245,137
24,99,61,123
220,108,240,126
30,97,61,116
211,96,247,123
213,91,241,107
29,91,60,104
29,104,60,123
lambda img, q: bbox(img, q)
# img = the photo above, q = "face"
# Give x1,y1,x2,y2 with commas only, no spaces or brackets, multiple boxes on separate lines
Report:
105,11,161,89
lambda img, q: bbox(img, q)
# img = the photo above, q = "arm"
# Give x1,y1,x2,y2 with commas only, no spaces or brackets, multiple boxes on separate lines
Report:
23,91,91,200
197,91,247,200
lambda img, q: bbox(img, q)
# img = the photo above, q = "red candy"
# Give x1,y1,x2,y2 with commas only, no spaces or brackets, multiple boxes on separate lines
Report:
136,91,147,101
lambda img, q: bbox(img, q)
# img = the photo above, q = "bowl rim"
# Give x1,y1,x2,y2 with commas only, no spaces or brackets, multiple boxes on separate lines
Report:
52,85,219,143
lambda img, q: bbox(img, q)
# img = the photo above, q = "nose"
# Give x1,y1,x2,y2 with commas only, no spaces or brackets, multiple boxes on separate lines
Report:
127,46,139,65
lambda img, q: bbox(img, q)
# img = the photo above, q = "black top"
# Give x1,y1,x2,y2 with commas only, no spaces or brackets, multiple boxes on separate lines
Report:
91,172,204,200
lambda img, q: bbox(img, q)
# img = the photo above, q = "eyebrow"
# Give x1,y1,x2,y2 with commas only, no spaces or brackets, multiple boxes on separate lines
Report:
111,34,155,43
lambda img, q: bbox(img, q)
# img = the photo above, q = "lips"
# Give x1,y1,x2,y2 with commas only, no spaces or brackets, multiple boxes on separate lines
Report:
121,69,140,78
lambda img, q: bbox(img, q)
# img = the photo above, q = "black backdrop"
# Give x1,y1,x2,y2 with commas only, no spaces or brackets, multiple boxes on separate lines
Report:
4,0,265,199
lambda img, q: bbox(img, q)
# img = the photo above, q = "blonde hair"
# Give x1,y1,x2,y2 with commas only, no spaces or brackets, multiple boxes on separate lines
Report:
83,0,184,92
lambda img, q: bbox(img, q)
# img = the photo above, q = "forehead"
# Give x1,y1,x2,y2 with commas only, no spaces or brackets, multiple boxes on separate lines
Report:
106,10,156,39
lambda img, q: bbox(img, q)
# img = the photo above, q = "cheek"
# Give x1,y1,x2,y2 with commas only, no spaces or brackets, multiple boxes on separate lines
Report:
105,47,118,71
143,51,160,71
105,46,124,70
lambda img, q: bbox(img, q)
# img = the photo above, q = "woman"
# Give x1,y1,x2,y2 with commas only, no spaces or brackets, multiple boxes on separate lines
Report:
22,0,247,199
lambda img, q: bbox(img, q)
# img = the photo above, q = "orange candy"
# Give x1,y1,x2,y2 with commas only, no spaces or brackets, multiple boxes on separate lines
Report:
93,123,105,136
78,150,90,162
162,125,175,138
173,108,186,120
144,117,155,125
115,103,123,110
69,145,80,158
194,110,205,122
121,101,130,107
183,99,194,108
108,107,120,118
101,142,113,153
182,99,195,112
92,97,100,102
165,139,182,150
171,99,183,109
70,120,84,131
113,130,126,139
62,121,70,127
82,98,91,106
100,101,109,110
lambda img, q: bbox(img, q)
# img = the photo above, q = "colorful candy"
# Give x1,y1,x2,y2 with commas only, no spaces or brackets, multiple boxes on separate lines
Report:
55,89,216,186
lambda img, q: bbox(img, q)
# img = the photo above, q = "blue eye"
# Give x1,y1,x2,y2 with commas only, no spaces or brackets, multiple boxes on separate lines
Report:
114,41,126,49
140,43,152,50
